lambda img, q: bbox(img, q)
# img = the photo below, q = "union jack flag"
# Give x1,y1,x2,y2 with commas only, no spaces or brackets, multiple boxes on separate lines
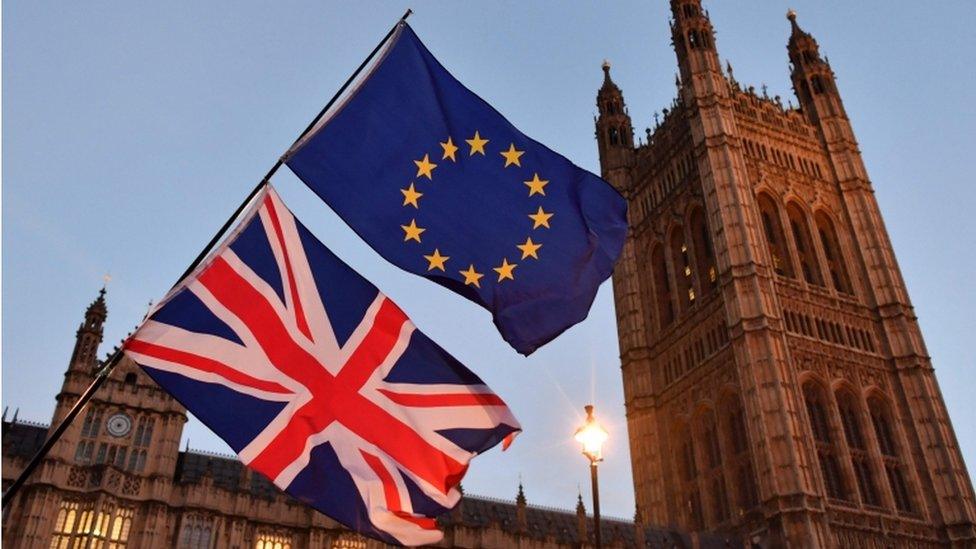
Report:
124,186,520,545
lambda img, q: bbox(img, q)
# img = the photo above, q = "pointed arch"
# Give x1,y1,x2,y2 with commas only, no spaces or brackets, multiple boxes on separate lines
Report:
694,407,729,525
755,193,794,278
689,207,717,297
718,392,758,513
814,211,852,294
835,387,879,506
786,202,823,286
802,380,849,501
669,225,695,312
867,395,915,513
672,419,703,529
651,243,675,329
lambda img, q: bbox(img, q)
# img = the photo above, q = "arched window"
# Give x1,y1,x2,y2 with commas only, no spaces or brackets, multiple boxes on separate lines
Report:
721,395,758,512
697,410,729,525
674,422,703,529
179,514,214,549
651,244,674,329
609,127,619,146
836,390,879,506
756,194,794,278
803,382,849,501
688,30,699,49
124,372,137,385
689,208,717,297
670,227,695,311
786,203,823,286
868,397,914,513
815,212,852,294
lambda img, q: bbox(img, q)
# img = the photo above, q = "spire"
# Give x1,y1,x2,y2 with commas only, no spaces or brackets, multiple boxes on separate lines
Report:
787,8,810,41
601,59,615,90
576,490,588,541
515,480,528,533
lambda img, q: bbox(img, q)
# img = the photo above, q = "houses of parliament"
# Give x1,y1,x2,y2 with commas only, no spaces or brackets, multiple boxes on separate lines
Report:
3,2,975,547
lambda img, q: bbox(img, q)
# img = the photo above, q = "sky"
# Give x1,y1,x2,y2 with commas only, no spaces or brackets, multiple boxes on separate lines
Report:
4,1,975,520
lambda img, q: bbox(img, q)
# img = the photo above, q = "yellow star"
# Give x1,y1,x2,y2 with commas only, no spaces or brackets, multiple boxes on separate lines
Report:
423,249,450,271
466,131,489,156
401,183,423,208
493,258,517,282
524,173,549,196
401,219,425,243
528,207,553,229
414,154,437,180
459,264,485,288
517,237,542,260
500,143,525,167
440,137,458,162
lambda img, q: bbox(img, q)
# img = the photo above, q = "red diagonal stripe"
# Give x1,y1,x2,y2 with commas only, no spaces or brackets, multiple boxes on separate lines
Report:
378,389,506,408
125,339,292,395
336,299,408,391
247,401,337,480
360,450,438,531
198,257,332,393
262,194,314,342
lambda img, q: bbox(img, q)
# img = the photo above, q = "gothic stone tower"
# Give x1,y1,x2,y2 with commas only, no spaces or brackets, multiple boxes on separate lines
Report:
598,3,976,546
3,288,188,547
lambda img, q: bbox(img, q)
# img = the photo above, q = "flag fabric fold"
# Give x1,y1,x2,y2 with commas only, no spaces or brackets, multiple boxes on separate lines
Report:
123,185,520,546
285,23,628,355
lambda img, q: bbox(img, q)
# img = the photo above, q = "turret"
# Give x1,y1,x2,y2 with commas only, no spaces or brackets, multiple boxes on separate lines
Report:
595,61,634,194
68,287,107,373
670,0,720,84
514,482,528,533
575,492,587,542
787,9,847,124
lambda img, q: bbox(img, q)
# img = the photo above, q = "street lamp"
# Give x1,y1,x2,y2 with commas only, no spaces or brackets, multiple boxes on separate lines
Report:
574,404,608,549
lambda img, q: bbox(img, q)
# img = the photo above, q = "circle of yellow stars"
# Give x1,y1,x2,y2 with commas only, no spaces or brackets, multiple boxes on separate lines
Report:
398,131,553,288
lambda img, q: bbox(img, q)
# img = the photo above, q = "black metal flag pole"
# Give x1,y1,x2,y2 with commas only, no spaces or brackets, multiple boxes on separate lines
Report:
1,8,413,509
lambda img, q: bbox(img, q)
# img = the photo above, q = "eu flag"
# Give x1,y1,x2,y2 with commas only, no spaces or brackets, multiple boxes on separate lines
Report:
285,23,627,355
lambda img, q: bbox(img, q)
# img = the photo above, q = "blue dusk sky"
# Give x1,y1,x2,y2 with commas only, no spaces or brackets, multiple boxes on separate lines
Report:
4,2,974,519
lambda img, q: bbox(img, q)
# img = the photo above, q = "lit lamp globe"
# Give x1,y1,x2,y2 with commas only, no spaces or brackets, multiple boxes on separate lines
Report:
574,405,609,463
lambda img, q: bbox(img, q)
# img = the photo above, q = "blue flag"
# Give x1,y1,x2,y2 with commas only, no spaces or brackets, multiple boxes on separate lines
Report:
285,23,627,355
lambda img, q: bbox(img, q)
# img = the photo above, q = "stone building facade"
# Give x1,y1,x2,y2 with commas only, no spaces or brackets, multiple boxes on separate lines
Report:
2,289,734,548
598,1,976,547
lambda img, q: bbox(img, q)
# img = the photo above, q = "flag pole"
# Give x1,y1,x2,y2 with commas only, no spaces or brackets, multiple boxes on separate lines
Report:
1,8,413,509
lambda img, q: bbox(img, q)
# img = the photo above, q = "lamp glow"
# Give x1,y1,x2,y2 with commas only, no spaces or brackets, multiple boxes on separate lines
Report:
574,404,608,462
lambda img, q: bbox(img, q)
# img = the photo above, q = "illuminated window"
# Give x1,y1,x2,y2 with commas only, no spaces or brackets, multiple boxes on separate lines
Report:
50,501,130,549
690,208,717,296
670,228,694,312
255,532,293,549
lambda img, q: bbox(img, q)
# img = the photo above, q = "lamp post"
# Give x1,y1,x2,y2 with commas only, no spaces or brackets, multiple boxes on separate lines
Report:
574,404,608,549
